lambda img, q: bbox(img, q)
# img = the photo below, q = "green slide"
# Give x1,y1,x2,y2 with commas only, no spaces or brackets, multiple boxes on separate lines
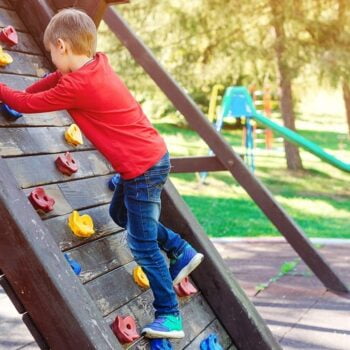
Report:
253,112,350,173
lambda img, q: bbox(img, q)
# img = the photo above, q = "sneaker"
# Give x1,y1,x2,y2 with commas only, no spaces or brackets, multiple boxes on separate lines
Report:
170,245,204,285
142,314,184,339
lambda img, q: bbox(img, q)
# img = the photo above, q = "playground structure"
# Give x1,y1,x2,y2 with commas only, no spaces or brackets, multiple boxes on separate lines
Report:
207,85,350,174
0,1,348,349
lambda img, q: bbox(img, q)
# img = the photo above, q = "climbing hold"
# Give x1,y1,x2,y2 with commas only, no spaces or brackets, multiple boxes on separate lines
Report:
0,46,13,66
28,187,55,213
174,277,198,297
68,210,95,238
200,334,223,350
64,124,83,146
133,265,150,288
111,315,140,344
0,26,18,47
108,173,121,191
55,152,78,176
0,103,22,119
64,253,81,276
150,339,173,350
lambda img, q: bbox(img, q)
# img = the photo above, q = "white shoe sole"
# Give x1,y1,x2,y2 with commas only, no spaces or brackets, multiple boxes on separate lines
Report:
172,253,204,286
141,329,185,339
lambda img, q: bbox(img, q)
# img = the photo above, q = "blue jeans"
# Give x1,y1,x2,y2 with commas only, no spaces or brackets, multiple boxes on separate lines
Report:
109,152,187,316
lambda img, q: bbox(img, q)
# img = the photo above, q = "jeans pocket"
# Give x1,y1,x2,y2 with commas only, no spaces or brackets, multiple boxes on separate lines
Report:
145,170,168,202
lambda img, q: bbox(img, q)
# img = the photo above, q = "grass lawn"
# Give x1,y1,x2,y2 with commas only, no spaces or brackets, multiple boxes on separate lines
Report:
152,112,350,239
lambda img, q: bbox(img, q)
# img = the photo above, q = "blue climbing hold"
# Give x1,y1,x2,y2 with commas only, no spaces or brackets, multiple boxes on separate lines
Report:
200,334,223,350
64,253,82,276
150,338,173,350
1,103,22,119
108,173,121,191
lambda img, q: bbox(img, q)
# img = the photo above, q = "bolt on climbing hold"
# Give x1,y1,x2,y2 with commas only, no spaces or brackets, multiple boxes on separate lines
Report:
28,187,55,213
0,46,13,66
64,253,81,276
111,315,140,344
55,152,78,176
108,173,121,191
133,265,150,289
0,103,22,119
150,339,173,350
174,277,198,297
200,334,223,350
65,123,83,146
0,26,18,47
68,210,95,238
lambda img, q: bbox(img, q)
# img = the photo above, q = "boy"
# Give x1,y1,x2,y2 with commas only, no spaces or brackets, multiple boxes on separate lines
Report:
0,9,203,339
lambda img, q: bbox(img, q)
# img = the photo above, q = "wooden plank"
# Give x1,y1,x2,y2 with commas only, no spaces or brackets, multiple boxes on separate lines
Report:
5,150,113,188
184,319,234,350
23,175,114,220
22,313,49,350
0,275,26,313
68,230,133,284
5,31,43,55
0,8,27,31
0,127,93,157
0,51,50,76
0,72,37,89
45,204,123,251
85,260,143,316
0,157,122,349
171,156,227,173
0,0,12,9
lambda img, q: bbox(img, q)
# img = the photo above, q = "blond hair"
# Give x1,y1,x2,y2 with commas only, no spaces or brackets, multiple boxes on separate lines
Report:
44,8,97,57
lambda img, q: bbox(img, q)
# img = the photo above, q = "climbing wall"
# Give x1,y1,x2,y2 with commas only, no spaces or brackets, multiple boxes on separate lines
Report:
0,1,236,349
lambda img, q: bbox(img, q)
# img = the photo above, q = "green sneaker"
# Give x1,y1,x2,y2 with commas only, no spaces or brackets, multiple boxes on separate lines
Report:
141,314,184,339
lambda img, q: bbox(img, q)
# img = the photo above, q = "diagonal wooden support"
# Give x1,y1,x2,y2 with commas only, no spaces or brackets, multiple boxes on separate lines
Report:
104,7,349,294
0,157,121,350
161,181,282,350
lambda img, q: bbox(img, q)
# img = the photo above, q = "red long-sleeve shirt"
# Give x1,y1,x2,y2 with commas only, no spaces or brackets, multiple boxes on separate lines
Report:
0,52,167,179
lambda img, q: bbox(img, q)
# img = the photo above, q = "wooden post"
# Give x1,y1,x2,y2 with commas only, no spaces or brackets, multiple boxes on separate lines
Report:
0,157,121,350
103,7,349,294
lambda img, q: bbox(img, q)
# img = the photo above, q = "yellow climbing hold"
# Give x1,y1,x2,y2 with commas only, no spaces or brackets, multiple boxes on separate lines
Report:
133,265,149,288
0,46,13,66
68,210,95,238
65,124,83,146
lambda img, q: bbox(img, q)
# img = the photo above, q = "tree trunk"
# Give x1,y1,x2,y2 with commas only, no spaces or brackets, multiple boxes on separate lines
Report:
270,0,303,171
342,81,350,136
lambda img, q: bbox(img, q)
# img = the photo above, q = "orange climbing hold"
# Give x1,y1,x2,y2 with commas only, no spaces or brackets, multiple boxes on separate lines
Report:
68,210,95,238
133,265,150,288
0,46,13,66
28,187,55,213
174,277,198,297
65,124,83,146
111,315,140,344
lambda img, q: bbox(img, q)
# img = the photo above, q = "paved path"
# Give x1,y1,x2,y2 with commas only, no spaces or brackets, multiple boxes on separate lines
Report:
1,238,349,349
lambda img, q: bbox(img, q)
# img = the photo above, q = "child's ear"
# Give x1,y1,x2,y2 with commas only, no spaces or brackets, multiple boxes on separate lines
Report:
57,38,67,53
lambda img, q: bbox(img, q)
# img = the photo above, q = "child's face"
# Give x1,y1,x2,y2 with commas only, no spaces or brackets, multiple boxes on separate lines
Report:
49,39,71,74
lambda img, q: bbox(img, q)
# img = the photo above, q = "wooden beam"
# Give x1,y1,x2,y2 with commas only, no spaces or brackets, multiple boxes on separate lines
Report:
0,157,122,350
170,156,227,173
104,7,349,295
161,181,281,350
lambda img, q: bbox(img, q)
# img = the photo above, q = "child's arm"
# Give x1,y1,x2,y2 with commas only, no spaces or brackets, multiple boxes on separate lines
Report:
0,77,76,113
25,71,62,93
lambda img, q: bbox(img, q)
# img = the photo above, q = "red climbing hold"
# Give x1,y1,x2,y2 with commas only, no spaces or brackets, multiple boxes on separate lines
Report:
0,26,18,47
174,277,198,297
111,315,140,344
55,152,78,176
28,187,55,213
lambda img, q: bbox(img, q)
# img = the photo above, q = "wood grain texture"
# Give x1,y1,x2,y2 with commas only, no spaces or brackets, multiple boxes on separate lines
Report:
0,72,37,89
0,0,12,9
4,31,43,54
44,204,123,251
5,150,114,188
0,51,50,76
0,8,26,31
